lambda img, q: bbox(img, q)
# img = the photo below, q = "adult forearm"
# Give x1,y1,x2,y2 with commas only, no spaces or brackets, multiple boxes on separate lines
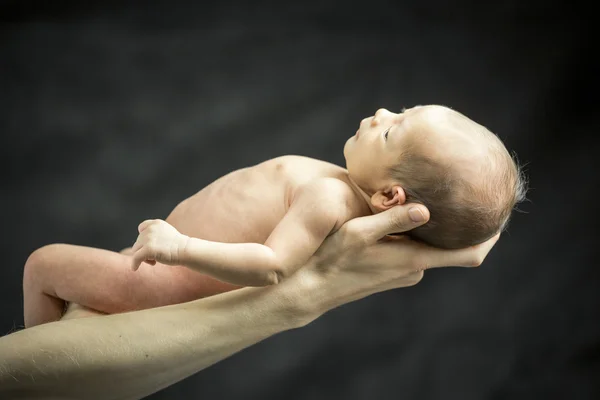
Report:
0,281,315,400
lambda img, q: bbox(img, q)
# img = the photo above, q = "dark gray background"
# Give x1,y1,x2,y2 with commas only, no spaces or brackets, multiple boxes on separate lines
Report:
2,1,599,399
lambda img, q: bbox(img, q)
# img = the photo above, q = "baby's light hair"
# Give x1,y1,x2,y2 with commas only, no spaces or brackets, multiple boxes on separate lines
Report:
388,119,528,249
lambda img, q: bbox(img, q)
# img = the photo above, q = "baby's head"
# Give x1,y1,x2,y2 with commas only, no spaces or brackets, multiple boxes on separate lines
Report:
343,105,527,249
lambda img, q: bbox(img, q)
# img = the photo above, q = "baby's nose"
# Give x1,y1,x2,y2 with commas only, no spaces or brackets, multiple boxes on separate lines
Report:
375,108,390,116
372,108,391,126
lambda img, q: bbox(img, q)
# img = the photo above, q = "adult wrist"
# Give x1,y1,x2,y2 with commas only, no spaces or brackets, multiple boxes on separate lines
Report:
283,263,354,324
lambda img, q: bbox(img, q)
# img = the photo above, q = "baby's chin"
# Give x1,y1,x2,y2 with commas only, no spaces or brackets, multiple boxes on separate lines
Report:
342,137,353,159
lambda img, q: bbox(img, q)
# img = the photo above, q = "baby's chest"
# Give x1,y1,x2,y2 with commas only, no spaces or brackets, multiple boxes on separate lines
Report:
167,182,288,243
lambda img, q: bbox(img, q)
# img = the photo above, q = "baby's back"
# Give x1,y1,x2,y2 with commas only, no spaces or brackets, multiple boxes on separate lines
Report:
165,155,354,245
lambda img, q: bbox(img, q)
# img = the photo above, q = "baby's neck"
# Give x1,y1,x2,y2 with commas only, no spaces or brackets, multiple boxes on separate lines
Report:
344,174,379,215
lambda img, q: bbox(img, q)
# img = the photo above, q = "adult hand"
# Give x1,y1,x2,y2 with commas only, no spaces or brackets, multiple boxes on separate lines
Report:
299,203,500,312
0,203,499,400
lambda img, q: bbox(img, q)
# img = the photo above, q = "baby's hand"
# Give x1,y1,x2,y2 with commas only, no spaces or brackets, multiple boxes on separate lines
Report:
130,219,189,271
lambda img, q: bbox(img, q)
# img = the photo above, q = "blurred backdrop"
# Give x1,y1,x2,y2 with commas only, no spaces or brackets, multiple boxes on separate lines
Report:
1,0,598,399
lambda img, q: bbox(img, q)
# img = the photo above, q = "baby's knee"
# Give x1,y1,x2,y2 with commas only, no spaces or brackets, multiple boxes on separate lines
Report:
23,243,66,282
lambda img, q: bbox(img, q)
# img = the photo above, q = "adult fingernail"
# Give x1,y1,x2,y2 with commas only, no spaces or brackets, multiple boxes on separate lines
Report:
409,207,425,222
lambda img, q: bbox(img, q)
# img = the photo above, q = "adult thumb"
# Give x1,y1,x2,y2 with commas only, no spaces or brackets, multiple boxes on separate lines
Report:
355,203,430,243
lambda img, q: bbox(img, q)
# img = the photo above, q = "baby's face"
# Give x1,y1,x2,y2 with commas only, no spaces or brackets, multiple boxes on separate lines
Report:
343,105,490,192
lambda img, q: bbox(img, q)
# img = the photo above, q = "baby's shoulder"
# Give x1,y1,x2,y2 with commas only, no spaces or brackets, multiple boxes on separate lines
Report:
307,176,354,196
298,177,368,225
266,155,346,177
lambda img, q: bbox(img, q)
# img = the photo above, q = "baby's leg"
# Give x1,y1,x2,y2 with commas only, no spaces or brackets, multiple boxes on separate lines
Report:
60,302,106,321
23,243,242,327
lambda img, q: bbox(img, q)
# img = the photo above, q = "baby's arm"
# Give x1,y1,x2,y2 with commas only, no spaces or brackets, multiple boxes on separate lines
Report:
132,178,355,286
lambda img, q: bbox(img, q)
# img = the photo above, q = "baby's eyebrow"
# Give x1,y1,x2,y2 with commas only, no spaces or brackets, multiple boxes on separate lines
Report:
394,114,411,133
394,113,406,124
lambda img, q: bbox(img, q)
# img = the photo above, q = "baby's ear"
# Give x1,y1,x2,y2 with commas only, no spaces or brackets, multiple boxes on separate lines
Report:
371,186,406,211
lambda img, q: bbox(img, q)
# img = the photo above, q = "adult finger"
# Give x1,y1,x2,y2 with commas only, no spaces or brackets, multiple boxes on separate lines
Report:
345,203,430,244
422,233,501,270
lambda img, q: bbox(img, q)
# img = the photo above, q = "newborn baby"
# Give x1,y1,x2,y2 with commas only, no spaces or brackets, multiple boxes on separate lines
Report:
23,105,526,327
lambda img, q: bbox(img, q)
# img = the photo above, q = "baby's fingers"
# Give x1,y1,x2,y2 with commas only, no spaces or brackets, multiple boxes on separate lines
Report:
131,248,148,271
138,219,157,233
131,238,143,254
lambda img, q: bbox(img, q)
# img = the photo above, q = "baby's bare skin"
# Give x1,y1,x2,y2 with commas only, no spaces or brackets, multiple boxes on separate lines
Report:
166,155,358,244
23,156,368,325
25,105,500,327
